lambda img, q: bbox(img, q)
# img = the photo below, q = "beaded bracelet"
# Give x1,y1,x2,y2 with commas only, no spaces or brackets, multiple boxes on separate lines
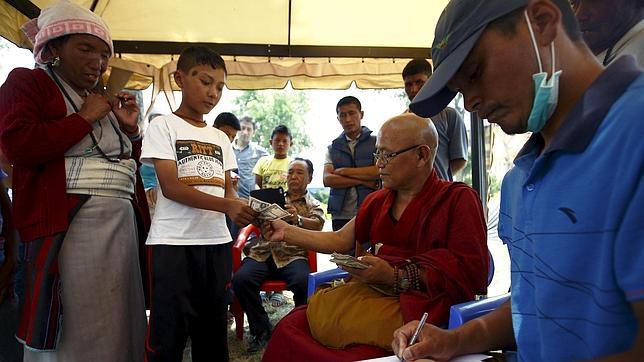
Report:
404,263,421,290
393,265,400,294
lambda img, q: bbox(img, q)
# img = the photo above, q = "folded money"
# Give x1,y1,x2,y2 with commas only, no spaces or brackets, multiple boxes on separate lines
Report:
250,197,291,221
330,252,369,269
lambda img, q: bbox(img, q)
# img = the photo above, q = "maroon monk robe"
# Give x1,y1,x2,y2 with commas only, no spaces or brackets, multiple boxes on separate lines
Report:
263,170,488,362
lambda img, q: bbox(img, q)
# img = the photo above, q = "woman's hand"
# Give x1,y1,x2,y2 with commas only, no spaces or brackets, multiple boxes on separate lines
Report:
78,93,111,123
342,255,395,285
112,92,140,132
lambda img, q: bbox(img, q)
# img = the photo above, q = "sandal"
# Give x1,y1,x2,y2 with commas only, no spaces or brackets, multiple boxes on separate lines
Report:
270,292,286,307
260,291,270,304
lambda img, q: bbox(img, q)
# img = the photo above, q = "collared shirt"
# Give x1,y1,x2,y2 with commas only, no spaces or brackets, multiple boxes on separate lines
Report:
499,57,644,361
247,191,325,268
598,19,644,67
233,141,268,198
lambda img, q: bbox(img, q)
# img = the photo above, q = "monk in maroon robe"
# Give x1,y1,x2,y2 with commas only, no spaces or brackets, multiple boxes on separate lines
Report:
261,114,488,361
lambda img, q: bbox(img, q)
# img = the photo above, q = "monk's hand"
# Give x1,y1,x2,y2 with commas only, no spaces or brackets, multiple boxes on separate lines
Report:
392,321,458,361
263,219,289,242
343,255,394,284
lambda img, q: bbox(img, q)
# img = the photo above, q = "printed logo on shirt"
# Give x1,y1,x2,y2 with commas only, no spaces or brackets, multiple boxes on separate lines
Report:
262,168,289,190
175,140,225,187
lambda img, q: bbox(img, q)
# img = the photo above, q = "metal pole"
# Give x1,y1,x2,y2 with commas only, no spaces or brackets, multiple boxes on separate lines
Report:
470,112,488,216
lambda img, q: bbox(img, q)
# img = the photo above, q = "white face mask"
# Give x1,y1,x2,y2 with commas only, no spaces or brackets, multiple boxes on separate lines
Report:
524,11,562,133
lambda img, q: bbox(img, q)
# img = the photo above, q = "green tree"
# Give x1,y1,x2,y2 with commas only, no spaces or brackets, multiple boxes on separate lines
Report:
233,90,312,155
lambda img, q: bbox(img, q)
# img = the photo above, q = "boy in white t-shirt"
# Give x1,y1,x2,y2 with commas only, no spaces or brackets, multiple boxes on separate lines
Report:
141,46,257,362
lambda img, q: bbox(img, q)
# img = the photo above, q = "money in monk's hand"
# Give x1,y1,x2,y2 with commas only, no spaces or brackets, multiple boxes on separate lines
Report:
330,252,369,270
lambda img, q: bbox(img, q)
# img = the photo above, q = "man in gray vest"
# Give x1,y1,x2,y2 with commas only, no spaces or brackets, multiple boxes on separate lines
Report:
323,96,379,232
403,59,468,181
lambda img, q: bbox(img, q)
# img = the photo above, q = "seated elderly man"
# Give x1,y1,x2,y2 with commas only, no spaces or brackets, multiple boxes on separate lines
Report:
261,114,488,361
232,158,324,353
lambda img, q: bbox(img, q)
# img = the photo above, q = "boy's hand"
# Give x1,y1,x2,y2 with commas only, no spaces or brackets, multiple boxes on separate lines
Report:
227,199,257,227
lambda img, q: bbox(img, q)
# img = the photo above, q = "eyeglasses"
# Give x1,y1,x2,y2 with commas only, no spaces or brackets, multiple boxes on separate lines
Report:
373,144,425,166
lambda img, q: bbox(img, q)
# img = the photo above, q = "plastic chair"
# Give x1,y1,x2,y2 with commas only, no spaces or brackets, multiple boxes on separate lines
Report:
448,292,510,329
231,224,317,340
307,268,349,297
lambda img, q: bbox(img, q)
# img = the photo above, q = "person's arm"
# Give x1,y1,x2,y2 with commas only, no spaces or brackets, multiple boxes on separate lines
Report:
283,205,323,231
154,159,256,226
224,170,239,199
392,299,516,361
0,69,101,166
333,165,380,181
448,108,469,176
254,174,263,189
450,158,467,175
264,217,354,253
323,164,378,189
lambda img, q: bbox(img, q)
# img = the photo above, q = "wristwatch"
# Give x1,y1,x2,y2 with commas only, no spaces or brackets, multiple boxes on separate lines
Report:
296,215,304,227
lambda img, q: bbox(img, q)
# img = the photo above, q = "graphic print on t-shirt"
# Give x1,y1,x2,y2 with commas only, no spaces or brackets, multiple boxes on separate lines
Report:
176,140,225,187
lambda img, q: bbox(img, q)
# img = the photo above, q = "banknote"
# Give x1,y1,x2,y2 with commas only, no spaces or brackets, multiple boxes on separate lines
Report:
249,196,272,212
257,203,291,221
330,252,369,269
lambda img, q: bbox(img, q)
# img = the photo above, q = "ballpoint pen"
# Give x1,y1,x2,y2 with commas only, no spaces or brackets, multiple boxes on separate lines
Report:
399,312,429,361
408,312,429,346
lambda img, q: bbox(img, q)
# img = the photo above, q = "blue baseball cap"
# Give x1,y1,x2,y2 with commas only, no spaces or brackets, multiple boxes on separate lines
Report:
410,0,530,117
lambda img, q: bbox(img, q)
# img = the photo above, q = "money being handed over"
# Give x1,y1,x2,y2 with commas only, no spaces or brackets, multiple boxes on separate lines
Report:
330,252,370,270
249,196,290,221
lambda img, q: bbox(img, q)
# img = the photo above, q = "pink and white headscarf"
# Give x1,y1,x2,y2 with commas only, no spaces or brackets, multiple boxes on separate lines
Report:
21,0,113,64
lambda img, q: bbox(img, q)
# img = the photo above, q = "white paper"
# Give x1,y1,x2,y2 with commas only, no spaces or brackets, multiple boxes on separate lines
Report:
358,353,490,362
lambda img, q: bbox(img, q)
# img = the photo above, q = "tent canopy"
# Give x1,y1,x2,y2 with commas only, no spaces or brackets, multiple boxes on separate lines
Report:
1,0,448,91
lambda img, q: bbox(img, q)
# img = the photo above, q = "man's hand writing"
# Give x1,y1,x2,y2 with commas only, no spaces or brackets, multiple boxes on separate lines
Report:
392,321,459,361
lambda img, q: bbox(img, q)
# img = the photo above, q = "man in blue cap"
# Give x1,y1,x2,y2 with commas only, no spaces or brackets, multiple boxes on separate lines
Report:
392,0,643,360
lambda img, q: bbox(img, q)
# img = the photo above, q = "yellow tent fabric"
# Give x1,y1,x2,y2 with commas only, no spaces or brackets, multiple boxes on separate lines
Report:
1,0,448,90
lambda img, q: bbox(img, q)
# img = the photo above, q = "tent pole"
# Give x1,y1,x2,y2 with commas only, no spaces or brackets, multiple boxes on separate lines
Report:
470,111,488,218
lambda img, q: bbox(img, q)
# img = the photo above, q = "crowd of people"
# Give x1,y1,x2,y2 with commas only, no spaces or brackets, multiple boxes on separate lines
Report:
0,0,641,361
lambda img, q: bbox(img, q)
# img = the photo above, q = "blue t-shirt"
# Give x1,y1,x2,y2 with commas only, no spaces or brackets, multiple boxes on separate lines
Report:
498,58,644,361
140,163,157,190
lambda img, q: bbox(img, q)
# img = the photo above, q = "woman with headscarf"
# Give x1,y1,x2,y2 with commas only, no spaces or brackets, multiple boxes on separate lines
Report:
0,1,146,360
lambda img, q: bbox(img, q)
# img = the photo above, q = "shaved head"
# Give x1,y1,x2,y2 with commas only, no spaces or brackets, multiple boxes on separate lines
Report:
376,113,440,191
379,113,438,166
